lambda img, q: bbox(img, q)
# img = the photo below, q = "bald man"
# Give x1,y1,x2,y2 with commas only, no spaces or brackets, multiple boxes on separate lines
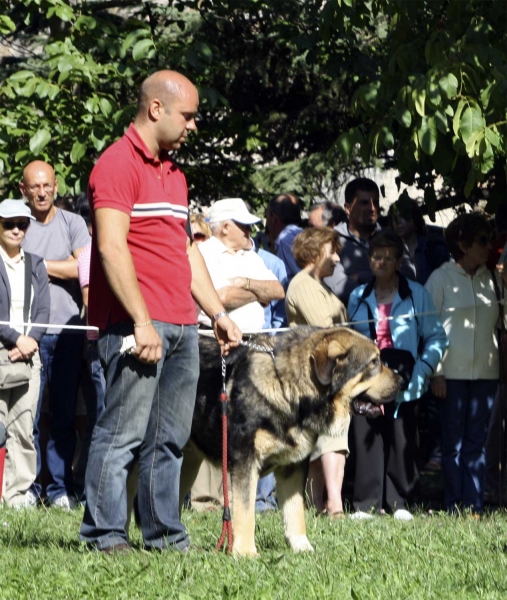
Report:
20,160,90,510
80,70,241,554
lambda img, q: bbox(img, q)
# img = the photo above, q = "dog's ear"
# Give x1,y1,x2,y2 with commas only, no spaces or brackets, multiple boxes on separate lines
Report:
311,338,348,386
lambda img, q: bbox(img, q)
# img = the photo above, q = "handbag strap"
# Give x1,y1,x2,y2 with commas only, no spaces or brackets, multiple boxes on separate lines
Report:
490,268,506,334
23,252,32,336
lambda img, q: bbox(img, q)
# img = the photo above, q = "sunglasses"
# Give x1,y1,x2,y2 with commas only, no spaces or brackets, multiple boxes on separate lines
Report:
475,234,492,247
0,220,30,231
193,232,207,241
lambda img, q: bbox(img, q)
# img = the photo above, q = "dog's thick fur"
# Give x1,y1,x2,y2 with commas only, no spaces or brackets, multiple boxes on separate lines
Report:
181,326,401,556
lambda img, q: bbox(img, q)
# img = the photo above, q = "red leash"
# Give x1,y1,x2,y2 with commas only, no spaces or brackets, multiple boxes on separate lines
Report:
216,357,233,554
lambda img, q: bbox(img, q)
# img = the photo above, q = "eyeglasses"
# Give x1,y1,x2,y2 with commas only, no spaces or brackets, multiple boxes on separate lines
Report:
475,234,493,247
370,254,397,264
0,220,30,231
193,232,207,241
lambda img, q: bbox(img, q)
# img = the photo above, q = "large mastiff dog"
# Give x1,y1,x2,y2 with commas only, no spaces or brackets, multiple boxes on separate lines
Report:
181,326,401,556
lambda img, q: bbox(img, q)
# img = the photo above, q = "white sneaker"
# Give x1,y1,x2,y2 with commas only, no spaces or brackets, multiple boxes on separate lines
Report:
24,489,39,506
51,495,78,511
394,509,413,521
10,491,38,510
349,511,375,520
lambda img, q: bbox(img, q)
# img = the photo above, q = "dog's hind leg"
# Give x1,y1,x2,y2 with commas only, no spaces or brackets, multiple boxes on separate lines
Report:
231,461,260,557
180,439,204,513
275,462,314,552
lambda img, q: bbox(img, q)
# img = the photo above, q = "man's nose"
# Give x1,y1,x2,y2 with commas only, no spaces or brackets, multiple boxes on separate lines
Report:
186,119,197,131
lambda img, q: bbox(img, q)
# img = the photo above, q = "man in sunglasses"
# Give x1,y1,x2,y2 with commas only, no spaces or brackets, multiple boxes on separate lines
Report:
20,161,90,510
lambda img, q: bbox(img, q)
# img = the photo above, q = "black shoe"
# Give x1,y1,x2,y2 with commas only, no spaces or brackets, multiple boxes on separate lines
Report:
100,543,134,555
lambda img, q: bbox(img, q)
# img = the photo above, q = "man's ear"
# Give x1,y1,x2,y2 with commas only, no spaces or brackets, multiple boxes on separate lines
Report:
344,202,351,217
149,98,164,121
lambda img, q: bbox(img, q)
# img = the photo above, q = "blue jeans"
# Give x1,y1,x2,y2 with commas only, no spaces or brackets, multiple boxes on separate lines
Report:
32,333,85,502
256,473,277,512
80,321,199,551
74,340,106,499
441,379,497,513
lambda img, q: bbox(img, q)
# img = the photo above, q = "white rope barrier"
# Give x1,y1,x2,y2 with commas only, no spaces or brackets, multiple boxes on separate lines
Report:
1,297,504,336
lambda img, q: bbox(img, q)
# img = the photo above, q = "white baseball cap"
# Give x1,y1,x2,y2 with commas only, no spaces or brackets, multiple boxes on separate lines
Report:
0,199,35,220
208,198,261,225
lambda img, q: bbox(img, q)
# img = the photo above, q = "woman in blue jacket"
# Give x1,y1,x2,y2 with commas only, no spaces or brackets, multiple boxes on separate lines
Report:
347,232,447,520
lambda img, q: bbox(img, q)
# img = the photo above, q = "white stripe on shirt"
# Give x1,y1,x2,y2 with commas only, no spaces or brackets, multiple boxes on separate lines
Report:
131,202,188,219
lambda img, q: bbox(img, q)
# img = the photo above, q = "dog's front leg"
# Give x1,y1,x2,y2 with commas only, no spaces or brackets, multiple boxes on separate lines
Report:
231,461,259,557
275,463,314,552
179,439,205,514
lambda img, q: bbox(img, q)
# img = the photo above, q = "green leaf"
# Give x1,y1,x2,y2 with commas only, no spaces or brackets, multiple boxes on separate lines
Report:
417,116,437,156
480,82,494,110
55,4,75,22
0,15,16,34
395,105,412,128
8,70,36,83
438,73,458,100
459,106,485,144
29,129,51,154
99,98,113,117
132,39,154,61
434,110,448,134
452,99,466,137
70,140,87,163
426,82,441,107
485,127,501,148
412,88,426,117
465,129,483,158
380,126,394,150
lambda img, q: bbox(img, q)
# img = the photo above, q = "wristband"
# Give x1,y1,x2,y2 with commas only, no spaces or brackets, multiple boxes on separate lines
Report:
134,320,152,328
245,278,251,291
211,311,228,323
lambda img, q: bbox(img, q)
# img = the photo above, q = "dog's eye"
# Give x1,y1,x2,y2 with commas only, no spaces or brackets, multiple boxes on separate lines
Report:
370,357,380,368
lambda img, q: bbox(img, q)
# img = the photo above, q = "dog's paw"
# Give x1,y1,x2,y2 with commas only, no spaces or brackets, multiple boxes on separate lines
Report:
287,535,314,552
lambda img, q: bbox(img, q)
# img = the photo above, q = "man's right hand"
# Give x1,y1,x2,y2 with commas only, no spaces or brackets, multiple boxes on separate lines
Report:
131,323,163,364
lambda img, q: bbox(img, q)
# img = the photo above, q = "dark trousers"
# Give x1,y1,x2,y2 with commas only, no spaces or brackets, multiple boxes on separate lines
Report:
441,379,497,513
351,401,420,513
32,333,85,502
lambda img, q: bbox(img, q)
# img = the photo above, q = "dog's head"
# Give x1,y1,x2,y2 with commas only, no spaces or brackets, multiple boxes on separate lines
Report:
310,328,402,419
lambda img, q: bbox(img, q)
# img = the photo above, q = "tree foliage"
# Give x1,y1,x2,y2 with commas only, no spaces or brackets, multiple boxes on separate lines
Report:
0,0,505,214
334,0,507,215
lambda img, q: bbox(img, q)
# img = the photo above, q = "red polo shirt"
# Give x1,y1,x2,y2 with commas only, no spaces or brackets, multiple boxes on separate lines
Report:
88,124,196,329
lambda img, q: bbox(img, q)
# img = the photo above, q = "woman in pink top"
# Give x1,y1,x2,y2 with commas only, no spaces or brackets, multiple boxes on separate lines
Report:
347,232,448,520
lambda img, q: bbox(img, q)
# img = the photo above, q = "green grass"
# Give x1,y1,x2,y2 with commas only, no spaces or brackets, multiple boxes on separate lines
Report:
2,506,507,599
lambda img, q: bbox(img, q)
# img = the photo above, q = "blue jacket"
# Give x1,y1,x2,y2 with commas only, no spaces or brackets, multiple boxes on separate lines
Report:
0,252,50,346
347,275,448,410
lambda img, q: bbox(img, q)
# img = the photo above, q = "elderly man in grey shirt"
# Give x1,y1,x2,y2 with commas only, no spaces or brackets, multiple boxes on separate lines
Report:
21,161,90,510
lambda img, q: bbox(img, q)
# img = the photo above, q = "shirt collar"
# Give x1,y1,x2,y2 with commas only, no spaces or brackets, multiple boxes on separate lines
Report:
125,123,171,166
208,235,245,256
0,245,24,266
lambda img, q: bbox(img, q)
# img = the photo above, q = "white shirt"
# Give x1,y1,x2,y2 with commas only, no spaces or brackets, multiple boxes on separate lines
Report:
0,246,33,335
198,236,278,330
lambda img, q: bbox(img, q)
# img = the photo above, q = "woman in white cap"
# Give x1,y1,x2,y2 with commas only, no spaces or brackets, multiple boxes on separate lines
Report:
0,199,50,508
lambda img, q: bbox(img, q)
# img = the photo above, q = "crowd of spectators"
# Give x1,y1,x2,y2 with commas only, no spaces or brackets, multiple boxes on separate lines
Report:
0,151,506,529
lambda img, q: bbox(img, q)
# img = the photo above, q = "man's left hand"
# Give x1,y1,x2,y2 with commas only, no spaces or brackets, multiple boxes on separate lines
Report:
212,315,242,356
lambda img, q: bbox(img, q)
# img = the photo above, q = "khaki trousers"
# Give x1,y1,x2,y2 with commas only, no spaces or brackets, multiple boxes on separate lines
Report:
0,352,41,506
